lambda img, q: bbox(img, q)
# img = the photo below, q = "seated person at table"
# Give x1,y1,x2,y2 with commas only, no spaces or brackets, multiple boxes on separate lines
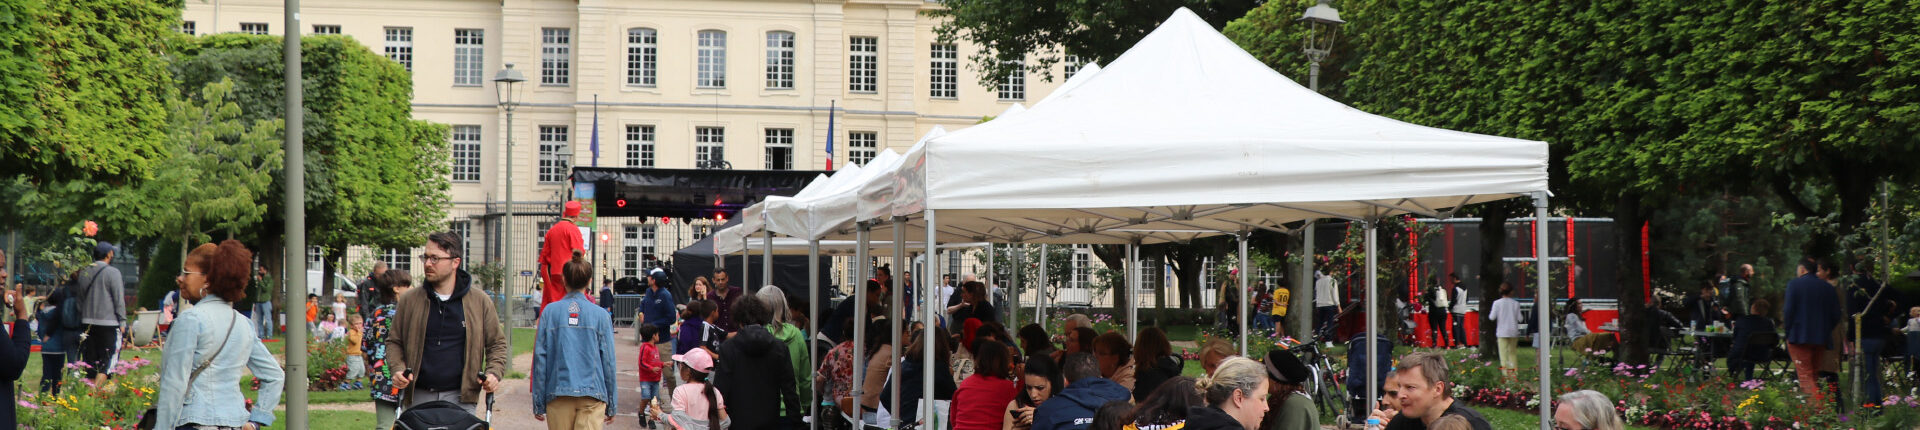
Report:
1564,299,1591,339
1684,283,1730,331
1641,297,1687,349
1728,299,1778,381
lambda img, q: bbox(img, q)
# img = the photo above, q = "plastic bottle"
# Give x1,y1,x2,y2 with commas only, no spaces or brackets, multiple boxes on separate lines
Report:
1367,417,1383,430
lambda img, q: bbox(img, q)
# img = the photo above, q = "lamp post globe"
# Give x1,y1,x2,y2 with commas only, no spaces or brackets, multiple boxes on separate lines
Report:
1298,0,1344,91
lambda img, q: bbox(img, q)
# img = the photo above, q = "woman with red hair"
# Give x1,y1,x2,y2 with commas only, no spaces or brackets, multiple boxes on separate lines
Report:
154,240,286,430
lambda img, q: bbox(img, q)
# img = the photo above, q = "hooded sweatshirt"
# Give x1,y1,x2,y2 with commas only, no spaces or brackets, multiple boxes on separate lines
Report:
768,321,813,416
1031,377,1132,430
1183,406,1245,430
713,324,800,428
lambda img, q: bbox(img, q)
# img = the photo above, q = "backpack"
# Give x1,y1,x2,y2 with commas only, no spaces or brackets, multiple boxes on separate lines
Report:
395,400,489,430
58,274,91,331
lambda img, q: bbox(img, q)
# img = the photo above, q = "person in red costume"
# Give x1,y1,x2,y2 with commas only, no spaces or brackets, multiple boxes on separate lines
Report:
539,201,587,314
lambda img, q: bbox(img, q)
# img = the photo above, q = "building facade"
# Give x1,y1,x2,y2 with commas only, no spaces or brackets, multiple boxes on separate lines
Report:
183,0,1073,304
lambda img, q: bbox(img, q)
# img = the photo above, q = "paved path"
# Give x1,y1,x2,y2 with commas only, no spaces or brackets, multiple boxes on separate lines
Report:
482,325,653,430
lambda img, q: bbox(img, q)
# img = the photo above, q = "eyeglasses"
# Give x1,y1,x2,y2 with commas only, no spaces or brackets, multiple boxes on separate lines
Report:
180,270,205,277
419,254,456,264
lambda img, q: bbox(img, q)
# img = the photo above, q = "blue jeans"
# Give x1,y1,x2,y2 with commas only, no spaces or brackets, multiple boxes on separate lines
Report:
252,301,275,338
1862,337,1885,403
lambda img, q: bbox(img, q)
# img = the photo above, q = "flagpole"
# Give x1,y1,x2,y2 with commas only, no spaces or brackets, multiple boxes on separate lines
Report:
590,94,599,167
825,100,836,170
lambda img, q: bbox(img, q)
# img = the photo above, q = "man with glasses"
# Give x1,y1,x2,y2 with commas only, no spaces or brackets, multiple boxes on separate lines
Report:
386,232,510,413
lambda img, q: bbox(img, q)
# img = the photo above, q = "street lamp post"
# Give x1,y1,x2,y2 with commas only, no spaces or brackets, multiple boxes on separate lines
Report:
1296,0,1343,342
1299,0,1344,93
494,64,525,372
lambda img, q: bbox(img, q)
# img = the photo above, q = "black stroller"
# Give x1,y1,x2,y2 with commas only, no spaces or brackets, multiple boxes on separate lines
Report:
1340,333,1395,428
395,373,495,430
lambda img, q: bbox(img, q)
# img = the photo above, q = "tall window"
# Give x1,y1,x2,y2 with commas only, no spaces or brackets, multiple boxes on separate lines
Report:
450,125,481,182
764,128,793,170
538,126,570,183
696,30,727,88
998,61,1026,101
307,246,323,266
240,23,269,35
626,28,657,87
765,31,795,89
695,127,725,167
848,131,877,165
180,21,196,35
1072,245,1090,288
312,24,340,35
453,29,485,86
448,221,473,263
541,28,571,85
384,27,413,71
930,44,957,99
382,248,413,272
625,125,655,167
848,36,877,93
692,225,712,241
622,225,657,278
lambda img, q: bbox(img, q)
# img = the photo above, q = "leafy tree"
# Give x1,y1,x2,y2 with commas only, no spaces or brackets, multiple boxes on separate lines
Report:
5,0,177,183
170,34,452,296
929,0,1261,86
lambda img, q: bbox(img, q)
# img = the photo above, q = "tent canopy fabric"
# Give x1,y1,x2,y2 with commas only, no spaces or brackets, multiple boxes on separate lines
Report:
850,8,1546,244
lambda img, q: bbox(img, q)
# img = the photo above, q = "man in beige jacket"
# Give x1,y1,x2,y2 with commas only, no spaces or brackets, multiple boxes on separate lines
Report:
388,231,510,412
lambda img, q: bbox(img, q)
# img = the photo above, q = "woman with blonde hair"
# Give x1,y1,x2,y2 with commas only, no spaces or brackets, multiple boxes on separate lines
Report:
1187,356,1269,430
154,240,286,430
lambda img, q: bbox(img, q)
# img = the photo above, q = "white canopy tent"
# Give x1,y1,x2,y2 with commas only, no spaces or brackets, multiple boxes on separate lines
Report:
836,8,1553,429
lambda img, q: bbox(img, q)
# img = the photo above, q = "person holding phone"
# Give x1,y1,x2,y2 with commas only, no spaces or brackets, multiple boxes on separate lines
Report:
0,249,36,429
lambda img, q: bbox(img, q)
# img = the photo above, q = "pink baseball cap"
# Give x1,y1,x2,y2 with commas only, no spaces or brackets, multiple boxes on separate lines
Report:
564,201,583,218
673,348,715,373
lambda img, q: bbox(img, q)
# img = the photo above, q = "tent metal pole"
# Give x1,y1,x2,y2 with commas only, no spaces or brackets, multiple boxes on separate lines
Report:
849,222,869,429
1365,220,1379,411
808,237,820,430
1012,244,1023,325
1239,233,1251,356
1297,220,1315,340
1127,240,1139,340
1038,244,1050,324
1534,192,1553,430
762,228,773,293
890,217,905,429
923,210,938,429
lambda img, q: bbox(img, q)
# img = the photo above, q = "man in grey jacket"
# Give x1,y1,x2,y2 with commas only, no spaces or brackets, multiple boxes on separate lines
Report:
77,242,126,384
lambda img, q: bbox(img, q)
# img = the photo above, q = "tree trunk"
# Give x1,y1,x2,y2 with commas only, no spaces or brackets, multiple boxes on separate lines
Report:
1477,210,1512,359
1616,192,1651,365
1092,245,1129,327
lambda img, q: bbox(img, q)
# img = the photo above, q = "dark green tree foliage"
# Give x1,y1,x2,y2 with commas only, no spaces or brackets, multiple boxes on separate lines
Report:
929,0,1260,85
1224,0,1920,363
9,0,178,182
138,239,184,312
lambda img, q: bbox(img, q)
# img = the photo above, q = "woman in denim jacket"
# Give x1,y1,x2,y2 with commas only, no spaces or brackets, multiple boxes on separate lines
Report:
532,250,619,428
155,240,285,430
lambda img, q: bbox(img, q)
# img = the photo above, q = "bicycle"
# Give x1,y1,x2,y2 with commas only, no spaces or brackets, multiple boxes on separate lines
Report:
1289,337,1347,424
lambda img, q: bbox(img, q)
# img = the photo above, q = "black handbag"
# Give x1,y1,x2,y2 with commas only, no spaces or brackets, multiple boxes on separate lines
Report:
140,311,238,430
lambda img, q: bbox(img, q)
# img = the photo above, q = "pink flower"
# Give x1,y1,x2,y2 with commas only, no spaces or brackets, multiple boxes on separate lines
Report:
17,400,36,409
1564,368,1579,377
83,220,99,237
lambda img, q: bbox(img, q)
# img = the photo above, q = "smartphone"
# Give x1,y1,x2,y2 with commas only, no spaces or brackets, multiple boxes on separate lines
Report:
1009,409,1021,419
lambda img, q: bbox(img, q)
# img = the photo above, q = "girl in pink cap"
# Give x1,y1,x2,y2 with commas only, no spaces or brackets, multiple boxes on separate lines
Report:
651,348,730,429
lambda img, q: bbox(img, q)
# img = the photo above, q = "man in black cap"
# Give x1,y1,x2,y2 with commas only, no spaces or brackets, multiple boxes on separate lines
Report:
1263,349,1319,429
76,242,126,384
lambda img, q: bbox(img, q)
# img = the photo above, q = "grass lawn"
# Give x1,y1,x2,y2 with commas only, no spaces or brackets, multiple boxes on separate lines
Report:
271,410,376,429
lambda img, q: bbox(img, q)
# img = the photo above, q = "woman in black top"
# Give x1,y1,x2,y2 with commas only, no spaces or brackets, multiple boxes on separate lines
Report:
1132,327,1184,402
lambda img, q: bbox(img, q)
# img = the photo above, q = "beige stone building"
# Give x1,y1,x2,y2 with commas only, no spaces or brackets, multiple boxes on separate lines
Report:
182,0,1076,302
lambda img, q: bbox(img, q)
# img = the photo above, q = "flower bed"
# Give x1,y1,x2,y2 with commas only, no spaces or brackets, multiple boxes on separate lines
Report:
19,359,159,429
1444,350,1920,429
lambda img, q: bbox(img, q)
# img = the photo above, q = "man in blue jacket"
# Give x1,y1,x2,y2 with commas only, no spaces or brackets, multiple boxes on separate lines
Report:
639,269,677,389
1783,257,1840,398
1033,352,1132,430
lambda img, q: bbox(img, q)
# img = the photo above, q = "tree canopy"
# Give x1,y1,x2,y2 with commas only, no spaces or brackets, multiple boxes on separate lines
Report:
0,0,178,184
